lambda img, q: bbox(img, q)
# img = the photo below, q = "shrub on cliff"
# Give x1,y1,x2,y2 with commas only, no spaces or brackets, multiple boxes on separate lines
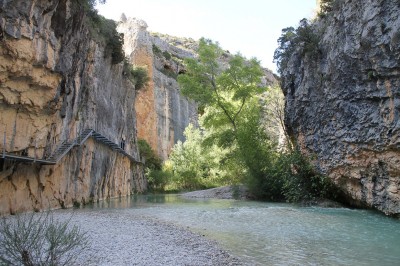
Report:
0,211,89,266
138,139,162,171
152,44,162,55
81,0,106,10
125,63,150,90
274,19,319,75
83,0,125,64
318,0,338,17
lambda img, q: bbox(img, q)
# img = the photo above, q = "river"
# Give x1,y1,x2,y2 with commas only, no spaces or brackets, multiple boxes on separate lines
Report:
81,194,400,265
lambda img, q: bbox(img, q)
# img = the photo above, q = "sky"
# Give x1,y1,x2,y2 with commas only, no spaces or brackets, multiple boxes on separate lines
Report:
96,0,317,74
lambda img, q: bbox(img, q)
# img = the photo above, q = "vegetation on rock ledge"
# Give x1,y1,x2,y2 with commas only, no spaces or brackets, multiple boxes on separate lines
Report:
83,0,125,64
124,61,150,90
273,18,319,75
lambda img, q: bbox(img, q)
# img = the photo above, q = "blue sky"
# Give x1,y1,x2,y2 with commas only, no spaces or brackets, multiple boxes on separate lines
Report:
97,0,317,73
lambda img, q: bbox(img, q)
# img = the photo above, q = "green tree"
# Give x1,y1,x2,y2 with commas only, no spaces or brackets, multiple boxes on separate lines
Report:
261,86,293,150
274,19,319,75
137,139,166,192
177,38,274,193
84,0,125,64
167,124,228,190
273,26,296,75
234,97,284,199
319,0,335,14
138,139,161,170
178,38,267,134
174,37,338,202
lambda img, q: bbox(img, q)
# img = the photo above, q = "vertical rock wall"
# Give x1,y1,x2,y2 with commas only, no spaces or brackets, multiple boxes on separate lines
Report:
281,0,400,215
118,18,278,160
118,18,198,160
0,0,145,215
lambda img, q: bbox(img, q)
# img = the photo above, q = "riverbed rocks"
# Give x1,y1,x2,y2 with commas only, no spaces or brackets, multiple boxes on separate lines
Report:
181,185,251,200
54,210,243,266
280,0,400,215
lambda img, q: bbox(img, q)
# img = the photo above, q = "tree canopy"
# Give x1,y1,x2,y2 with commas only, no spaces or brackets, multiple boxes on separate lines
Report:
177,38,274,195
178,38,267,133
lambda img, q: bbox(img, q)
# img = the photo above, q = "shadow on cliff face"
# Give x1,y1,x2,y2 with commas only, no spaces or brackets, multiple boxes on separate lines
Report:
276,0,400,216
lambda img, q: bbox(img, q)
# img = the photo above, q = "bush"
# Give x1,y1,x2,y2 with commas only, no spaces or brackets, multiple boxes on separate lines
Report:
277,150,338,202
152,44,162,55
162,51,172,60
0,211,89,266
167,124,230,191
146,169,171,192
126,65,150,90
274,19,319,74
243,147,338,203
77,0,106,11
319,0,335,16
138,139,162,170
85,4,124,64
138,139,168,192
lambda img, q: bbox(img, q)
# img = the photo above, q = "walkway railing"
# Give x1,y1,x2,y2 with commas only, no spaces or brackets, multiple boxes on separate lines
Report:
1,129,143,165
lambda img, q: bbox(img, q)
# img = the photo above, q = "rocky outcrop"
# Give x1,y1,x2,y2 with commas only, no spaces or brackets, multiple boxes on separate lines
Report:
118,18,279,159
118,18,198,160
281,0,400,215
0,0,145,215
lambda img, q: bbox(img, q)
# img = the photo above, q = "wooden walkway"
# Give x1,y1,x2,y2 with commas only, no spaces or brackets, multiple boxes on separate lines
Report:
1,129,143,165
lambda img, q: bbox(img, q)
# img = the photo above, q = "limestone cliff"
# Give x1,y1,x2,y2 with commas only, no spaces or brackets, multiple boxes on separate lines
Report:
118,18,198,160
281,0,400,215
0,0,145,215
118,18,278,159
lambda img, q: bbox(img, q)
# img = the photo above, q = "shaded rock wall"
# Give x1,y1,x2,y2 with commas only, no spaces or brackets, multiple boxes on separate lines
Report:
118,18,198,160
0,0,145,215
281,0,400,215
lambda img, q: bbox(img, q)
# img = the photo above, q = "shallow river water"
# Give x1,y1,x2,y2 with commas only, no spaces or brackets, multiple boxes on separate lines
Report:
85,194,400,265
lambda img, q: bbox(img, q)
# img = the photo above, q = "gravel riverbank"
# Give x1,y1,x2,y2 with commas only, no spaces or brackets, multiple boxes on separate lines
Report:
181,185,250,200
54,209,242,266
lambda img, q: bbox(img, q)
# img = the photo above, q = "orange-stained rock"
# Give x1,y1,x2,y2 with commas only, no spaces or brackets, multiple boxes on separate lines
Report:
0,0,145,215
118,18,198,160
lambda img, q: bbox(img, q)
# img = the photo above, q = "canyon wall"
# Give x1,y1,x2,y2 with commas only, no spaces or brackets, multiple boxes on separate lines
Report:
118,18,278,159
281,0,400,215
118,18,198,160
0,0,145,215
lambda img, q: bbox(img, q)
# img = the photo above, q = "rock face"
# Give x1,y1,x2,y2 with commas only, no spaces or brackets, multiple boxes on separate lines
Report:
118,18,198,160
118,18,278,159
0,0,145,215
281,0,400,215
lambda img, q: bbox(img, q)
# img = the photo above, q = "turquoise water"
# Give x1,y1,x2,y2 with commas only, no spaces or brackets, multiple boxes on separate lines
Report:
86,195,400,265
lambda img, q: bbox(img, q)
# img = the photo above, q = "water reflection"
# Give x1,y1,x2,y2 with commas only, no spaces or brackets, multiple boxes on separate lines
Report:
83,194,400,265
